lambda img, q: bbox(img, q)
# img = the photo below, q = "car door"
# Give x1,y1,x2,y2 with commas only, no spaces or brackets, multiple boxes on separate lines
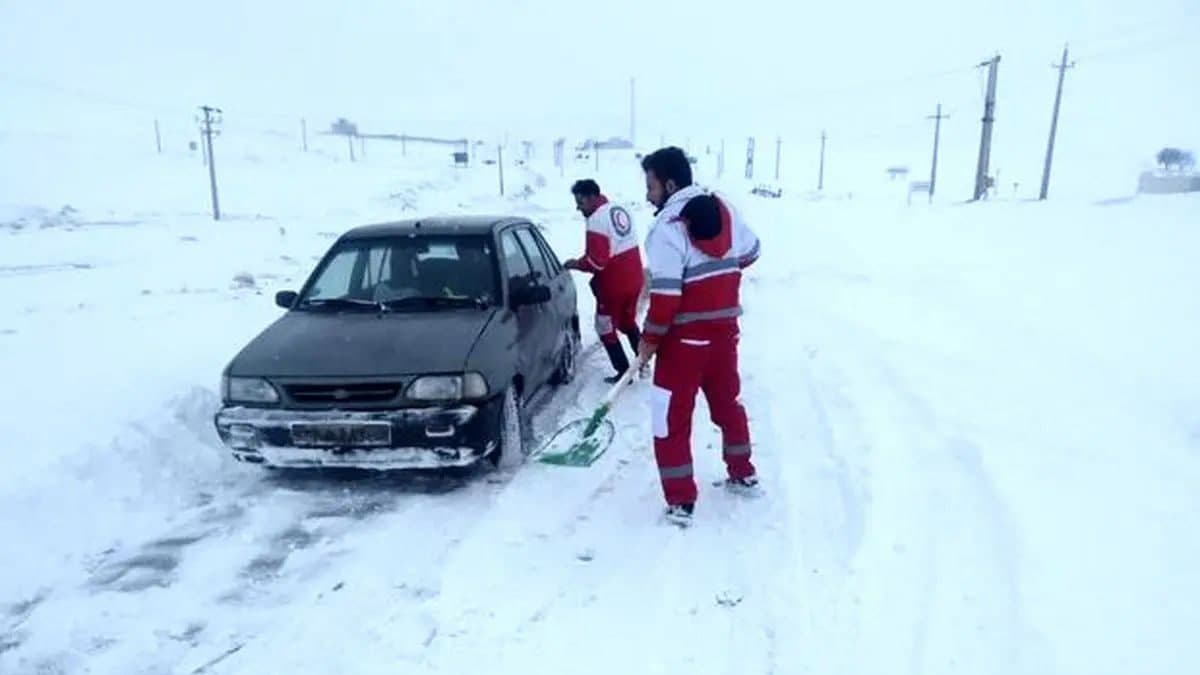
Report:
511,226,559,386
522,225,576,346
498,228,547,397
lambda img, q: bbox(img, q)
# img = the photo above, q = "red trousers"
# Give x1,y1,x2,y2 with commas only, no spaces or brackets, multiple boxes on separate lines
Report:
594,287,640,345
651,332,754,505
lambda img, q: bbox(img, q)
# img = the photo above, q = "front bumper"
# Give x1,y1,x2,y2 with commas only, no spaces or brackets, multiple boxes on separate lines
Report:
214,398,502,470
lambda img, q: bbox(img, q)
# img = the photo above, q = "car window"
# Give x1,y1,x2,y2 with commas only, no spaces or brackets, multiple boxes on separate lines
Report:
515,228,552,281
360,245,391,293
418,242,457,260
300,235,498,307
306,248,358,301
500,230,532,287
531,228,563,275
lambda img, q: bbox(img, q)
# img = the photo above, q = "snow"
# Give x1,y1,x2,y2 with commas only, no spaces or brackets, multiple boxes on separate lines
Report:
3,2,1200,672
3,125,1197,673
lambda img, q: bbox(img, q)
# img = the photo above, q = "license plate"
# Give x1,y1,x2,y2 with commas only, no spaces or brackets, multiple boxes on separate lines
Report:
291,423,392,448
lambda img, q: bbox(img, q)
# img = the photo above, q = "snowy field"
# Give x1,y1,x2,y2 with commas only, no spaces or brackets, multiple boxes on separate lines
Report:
2,120,1197,675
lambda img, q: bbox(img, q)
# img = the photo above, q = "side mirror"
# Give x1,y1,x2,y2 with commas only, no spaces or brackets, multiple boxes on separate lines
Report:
511,284,551,307
275,290,298,309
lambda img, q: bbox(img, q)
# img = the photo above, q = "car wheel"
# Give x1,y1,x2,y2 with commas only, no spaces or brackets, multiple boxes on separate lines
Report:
486,385,526,469
549,328,580,386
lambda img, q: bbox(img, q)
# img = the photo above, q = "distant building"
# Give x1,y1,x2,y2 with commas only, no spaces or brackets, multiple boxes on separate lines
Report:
330,118,358,136
576,137,634,152
1138,170,1200,194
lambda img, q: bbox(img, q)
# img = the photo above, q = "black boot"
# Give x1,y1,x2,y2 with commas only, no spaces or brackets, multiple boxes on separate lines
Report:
603,340,630,383
624,327,641,354
624,327,649,377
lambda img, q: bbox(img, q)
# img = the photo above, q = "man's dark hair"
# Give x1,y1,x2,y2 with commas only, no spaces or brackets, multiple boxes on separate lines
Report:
679,194,722,240
571,179,601,197
641,146,693,189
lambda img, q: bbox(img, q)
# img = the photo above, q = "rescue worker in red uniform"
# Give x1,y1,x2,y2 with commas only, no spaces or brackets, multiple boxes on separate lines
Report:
564,179,645,383
636,147,761,523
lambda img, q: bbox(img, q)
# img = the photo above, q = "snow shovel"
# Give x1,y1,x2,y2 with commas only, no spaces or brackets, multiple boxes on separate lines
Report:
532,365,639,467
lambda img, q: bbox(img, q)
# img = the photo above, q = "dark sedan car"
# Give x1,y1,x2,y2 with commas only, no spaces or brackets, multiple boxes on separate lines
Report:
214,216,580,470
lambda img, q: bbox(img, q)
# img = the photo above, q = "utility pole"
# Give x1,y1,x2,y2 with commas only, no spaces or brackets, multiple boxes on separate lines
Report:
774,136,782,181
301,118,308,152
818,130,827,191
927,104,949,199
498,145,505,196
973,54,1000,201
347,133,356,162
198,105,222,220
154,120,162,154
629,77,636,145
1040,45,1074,200
745,137,755,180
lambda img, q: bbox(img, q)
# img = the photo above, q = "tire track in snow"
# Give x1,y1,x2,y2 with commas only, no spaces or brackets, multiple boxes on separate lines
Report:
437,337,807,675
10,345,607,674
793,302,1051,675
187,349,640,674
170,469,511,675
7,461,498,675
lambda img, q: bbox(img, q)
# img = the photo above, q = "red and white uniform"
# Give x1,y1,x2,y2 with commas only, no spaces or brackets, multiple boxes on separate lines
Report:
577,196,644,343
642,185,761,505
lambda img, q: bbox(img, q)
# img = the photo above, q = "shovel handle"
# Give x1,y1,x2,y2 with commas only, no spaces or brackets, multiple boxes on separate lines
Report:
600,365,638,407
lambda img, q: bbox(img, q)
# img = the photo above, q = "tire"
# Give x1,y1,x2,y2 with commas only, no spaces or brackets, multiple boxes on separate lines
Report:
549,327,580,386
486,385,526,470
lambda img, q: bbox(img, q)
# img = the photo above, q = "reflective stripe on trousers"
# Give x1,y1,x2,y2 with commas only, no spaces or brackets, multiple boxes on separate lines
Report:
659,463,693,480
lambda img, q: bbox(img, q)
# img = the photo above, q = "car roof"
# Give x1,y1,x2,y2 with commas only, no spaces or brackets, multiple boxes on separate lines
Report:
340,216,528,240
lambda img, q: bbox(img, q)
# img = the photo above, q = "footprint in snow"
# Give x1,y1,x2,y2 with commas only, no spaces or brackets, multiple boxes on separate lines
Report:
240,525,317,583
87,530,214,592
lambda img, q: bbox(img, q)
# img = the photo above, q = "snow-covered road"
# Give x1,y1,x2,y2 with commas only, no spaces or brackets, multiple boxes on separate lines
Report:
2,145,1198,674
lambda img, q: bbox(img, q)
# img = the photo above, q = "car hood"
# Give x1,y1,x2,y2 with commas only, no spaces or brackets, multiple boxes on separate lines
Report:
228,309,498,378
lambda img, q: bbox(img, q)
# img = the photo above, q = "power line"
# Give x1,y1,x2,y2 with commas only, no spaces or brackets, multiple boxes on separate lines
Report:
0,71,181,115
1073,26,1198,62
1069,13,1200,55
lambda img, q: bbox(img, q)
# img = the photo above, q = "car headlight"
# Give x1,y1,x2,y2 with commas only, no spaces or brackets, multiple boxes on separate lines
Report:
462,372,488,398
407,373,489,401
224,376,280,403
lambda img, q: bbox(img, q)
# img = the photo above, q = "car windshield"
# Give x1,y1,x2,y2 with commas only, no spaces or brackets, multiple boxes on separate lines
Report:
297,234,497,310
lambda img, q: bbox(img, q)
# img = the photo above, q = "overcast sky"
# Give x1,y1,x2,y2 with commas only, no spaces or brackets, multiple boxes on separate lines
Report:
2,0,1197,155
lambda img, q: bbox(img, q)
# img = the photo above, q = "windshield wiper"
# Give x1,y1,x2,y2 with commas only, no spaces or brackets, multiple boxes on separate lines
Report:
299,297,384,311
379,295,489,310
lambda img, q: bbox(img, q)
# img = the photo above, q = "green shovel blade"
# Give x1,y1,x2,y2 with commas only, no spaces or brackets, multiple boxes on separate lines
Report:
535,416,616,467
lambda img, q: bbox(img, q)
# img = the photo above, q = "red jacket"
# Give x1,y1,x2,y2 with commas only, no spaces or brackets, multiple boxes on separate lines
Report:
642,186,761,345
577,195,644,299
